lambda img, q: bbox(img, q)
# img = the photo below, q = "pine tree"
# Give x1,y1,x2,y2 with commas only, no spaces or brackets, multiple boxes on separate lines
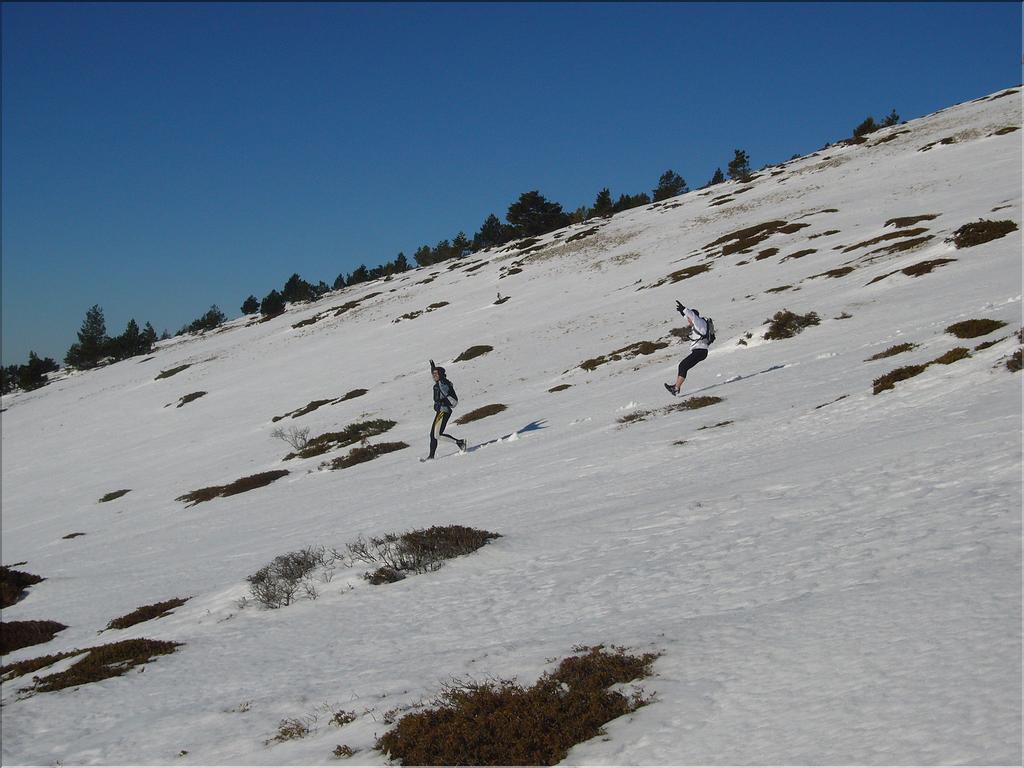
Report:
142,322,158,350
393,252,410,272
66,304,109,369
706,168,726,187
653,170,688,202
592,188,614,218
853,116,878,138
241,295,260,314
727,150,752,182
413,246,434,268
260,290,286,318
332,273,347,290
880,109,900,127
612,192,651,214
506,191,570,238
451,232,471,259
282,273,315,303
348,264,370,284
472,214,510,251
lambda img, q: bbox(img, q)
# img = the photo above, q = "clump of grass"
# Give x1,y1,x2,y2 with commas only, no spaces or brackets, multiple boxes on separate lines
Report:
617,409,654,425
698,421,733,430
900,258,955,277
950,219,1017,248
1007,349,1022,373
704,220,808,257
754,248,779,260
155,364,192,380
454,404,506,425
946,319,1006,339
99,489,131,503
870,235,935,257
548,384,571,393
338,388,368,402
763,310,821,340
176,391,206,408
667,263,711,283
26,638,182,693
873,364,929,394
176,470,290,507
62,532,86,539
103,597,190,631
331,711,357,727
274,399,335,421
0,620,68,655
1,649,81,682
931,348,971,365
454,345,493,362
286,419,397,459
781,248,817,261
322,442,409,470
566,226,600,243
886,214,938,228
1,566,44,608
579,340,670,371
866,343,917,361
375,645,658,766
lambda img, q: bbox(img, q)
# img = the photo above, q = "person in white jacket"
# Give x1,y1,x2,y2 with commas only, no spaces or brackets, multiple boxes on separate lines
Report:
665,301,710,396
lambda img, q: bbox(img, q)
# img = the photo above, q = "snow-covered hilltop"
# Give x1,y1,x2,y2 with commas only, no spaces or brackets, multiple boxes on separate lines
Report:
2,87,1021,765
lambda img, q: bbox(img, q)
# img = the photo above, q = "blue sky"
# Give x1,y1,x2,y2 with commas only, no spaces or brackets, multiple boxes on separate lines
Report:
2,2,1020,365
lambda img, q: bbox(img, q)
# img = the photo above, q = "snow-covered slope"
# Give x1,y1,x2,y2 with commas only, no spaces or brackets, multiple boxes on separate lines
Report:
2,87,1021,765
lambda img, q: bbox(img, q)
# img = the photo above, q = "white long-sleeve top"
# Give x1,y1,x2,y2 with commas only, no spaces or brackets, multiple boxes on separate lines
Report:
683,307,710,351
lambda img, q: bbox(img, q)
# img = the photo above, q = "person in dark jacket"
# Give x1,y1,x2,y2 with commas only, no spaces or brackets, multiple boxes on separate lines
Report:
427,360,467,459
665,301,711,396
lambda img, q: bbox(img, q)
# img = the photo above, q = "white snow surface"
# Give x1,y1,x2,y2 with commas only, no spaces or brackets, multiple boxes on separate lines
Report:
2,88,1021,766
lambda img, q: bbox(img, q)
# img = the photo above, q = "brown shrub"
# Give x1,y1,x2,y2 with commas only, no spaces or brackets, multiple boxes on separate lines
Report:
698,421,733,430
900,258,956,277
0,620,68,655
62,532,86,539
946,319,1006,339
667,395,723,412
333,745,357,759
950,220,1018,248
1007,349,1022,373
548,384,572,393
667,264,711,283
765,286,792,293
566,227,600,243
376,646,658,766
1,649,80,682
754,248,779,260
705,221,805,256
350,526,501,583
974,336,1007,351
286,419,397,459
931,348,971,365
176,470,290,507
866,343,917,361
99,489,131,503
322,442,409,470
454,345,493,362
338,388,368,402
500,268,523,278
25,638,182,693
267,718,311,744
885,214,938,228
991,126,1020,136
155,364,192,380
873,364,929,394
454,404,507,425
764,310,821,340
104,597,190,631
1,566,44,608
274,399,335,421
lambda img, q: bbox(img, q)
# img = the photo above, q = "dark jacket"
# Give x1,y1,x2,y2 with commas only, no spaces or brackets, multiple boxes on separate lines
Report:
433,378,459,414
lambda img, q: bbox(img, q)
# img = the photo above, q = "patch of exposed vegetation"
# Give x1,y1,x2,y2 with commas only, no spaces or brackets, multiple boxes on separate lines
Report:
155,364,192,380
0,620,68,655
991,126,1020,136
873,364,929,394
988,89,1019,101
566,227,600,243
755,248,779,260
698,420,733,430
375,645,658,766
919,136,958,152
648,263,713,289
765,285,793,293
62,532,86,539
974,336,1007,351
579,340,670,371
842,228,930,253
808,229,841,239
321,442,409,470
499,267,523,279
104,597,190,631
394,302,449,324
176,470,290,507
175,391,207,408
15,638,182,693
1,566,44,608
867,258,956,284
810,266,855,279
763,310,821,340
548,384,572,393
99,489,131,503
454,345,493,363
349,525,501,586
704,220,809,257
886,214,938,228
1,649,81,682
285,419,397,460
815,395,849,409
931,348,971,365
454,403,507,425
947,319,1006,339
667,395,723,412
465,262,488,273
1007,349,1023,373
267,718,312,745
866,343,917,361
949,219,1018,249
338,388,368,402
782,249,818,261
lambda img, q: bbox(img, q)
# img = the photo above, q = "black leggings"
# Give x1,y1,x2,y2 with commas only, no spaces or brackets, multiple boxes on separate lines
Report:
678,348,708,377
429,410,460,457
